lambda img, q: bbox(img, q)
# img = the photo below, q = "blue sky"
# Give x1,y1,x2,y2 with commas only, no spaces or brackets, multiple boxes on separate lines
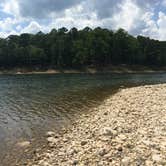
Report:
0,0,166,40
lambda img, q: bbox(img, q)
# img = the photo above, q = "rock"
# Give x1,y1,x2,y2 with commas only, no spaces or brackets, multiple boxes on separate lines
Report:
116,145,123,151
104,112,108,115
63,138,68,142
67,149,77,155
81,141,87,146
101,127,117,136
47,137,57,144
117,134,127,141
17,141,30,147
72,160,79,165
145,160,153,166
46,131,55,137
97,148,107,156
40,161,50,166
121,157,131,165
58,152,65,156
152,154,163,163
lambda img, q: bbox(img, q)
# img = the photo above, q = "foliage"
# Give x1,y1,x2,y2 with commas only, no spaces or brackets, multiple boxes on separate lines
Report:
0,27,166,68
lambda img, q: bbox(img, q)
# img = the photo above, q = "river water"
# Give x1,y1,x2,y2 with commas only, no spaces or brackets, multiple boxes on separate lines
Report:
0,73,166,165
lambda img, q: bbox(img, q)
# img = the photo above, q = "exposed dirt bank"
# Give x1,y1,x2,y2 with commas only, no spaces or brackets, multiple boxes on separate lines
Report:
25,84,166,166
1,65,166,75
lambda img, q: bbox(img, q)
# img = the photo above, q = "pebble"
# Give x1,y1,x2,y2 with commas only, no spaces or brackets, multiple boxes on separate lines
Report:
46,131,55,137
101,127,118,136
47,137,57,144
97,148,107,156
81,141,87,146
121,157,131,165
17,141,30,147
152,154,163,163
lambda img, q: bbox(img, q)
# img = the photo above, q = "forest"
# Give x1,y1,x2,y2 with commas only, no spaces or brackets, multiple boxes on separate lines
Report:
0,27,166,69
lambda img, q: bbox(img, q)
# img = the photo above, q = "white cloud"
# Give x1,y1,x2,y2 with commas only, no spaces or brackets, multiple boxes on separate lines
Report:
108,0,142,31
21,21,42,34
0,30,18,38
0,0,166,40
2,0,19,17
47,3,101,31
142,11,166,40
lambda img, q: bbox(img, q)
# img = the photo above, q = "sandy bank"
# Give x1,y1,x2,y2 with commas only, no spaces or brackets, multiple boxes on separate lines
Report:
26,84,166,166
1,65,166,75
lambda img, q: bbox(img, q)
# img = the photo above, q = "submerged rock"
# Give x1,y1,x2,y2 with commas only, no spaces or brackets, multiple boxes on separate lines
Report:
47,137,57,144
17,141,30,147
46,131,55,137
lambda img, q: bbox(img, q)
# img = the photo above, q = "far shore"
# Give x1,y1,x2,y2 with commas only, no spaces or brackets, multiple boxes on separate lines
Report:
1,65,166,75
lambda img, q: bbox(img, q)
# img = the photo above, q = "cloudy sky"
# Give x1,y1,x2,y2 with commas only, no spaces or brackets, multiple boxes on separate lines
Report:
0,0,166,40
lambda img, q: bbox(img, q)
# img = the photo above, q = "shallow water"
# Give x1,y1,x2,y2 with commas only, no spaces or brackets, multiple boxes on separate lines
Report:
1,73,166,165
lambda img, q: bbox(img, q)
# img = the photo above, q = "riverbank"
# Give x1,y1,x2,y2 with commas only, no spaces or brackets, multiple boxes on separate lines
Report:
1,65,166,75
25,84,166,166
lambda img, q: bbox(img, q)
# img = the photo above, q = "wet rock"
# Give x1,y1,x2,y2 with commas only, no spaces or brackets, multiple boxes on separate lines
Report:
47,137,57,144
17,141,30,147
46,131,55,137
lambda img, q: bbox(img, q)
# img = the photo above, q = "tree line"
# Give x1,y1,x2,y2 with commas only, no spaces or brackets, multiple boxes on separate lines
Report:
0,27,166,69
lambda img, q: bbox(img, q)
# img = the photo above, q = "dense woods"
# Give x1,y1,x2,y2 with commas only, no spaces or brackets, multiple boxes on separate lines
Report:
0,27,166,69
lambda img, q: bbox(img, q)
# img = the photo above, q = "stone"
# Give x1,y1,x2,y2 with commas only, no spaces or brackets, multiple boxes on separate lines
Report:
97,148,107,156
72,160,79,165
46,131,55,137
121,157,131,165
81,141,87,146
145,160,153,166
63,138,68,142
152,154,163,163
117,134,127,141
47,137,57,144
67,149,77,155
101,127,117,136
104,112,108,115
116,145,123,151
58,152,65,156
17,141,30,147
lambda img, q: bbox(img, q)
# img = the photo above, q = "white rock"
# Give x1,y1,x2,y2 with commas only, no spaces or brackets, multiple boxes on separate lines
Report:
118,134,127,141
101,127,117,136
17,141,30,147
145,160,153,166
46,131,55,137
152,154,163,163
121,157,131,165
47,137,57,144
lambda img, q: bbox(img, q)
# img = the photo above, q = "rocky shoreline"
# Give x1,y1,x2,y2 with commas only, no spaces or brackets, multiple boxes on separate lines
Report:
27,84,166,166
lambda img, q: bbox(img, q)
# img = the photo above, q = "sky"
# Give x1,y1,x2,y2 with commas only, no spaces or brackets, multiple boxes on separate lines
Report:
0,0,166,40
